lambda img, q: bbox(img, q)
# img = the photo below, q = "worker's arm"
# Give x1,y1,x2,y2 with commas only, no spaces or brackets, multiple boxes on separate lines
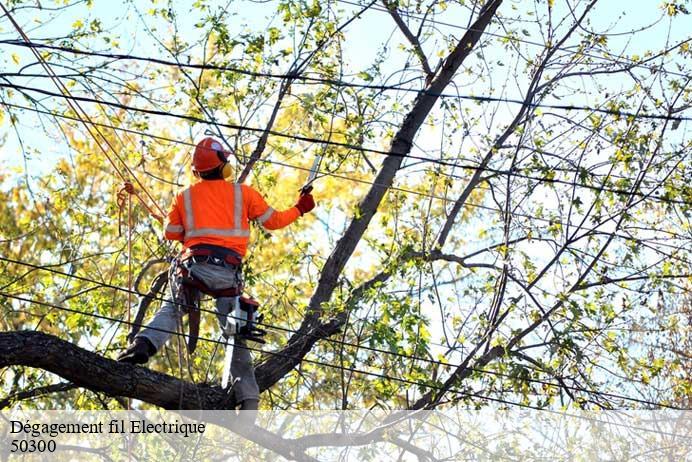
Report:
244,184,310,230
164,193,185,241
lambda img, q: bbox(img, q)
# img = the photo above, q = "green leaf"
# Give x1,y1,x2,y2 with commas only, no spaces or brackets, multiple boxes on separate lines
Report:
357,71,373,81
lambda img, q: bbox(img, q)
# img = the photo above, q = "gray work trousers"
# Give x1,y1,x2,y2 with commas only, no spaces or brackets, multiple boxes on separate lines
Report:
136,288,260,404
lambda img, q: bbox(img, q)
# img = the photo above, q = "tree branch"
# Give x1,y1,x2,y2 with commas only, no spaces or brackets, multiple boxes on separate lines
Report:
255,0,504,391
382,0,435,80
0,381,78,409
0,331,324,461
0,330,227,410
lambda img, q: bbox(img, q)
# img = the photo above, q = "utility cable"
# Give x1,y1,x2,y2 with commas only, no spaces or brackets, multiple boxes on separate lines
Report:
5,99,692,251
334,0,692,80
0,255,683,410
1,87,690,208
0,4,687,412
1,39,690,123
3,100,691,243
1,290,684,412
0,5,165,221
0,290,553,411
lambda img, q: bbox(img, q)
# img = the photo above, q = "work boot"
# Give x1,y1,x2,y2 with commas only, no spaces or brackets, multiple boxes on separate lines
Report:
117,337,156,364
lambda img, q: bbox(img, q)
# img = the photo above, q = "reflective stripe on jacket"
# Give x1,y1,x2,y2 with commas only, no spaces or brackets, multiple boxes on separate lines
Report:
164,179,300,257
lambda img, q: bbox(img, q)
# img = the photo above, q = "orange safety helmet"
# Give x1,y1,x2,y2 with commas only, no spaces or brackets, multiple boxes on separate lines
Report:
192,137,232,177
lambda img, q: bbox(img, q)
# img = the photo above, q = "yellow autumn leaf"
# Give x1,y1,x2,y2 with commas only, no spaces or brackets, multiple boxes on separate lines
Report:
11,53,19,65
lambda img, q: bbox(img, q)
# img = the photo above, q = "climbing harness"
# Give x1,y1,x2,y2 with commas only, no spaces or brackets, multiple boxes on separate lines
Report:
176,247,265,391
129,245,265,390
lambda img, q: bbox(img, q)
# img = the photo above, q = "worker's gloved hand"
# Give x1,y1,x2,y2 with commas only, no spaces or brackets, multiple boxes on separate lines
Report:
296,193,315,216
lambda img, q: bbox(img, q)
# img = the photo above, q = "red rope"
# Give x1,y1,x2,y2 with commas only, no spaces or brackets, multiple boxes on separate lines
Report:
116,182,135,236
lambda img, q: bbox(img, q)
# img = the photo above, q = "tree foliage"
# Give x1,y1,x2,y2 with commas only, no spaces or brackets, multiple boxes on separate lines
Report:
0,0,690,412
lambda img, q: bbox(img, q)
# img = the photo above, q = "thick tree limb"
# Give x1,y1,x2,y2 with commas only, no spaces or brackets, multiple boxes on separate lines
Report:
0,331,323,461
0,330,228,410
255,0,504,391
0,331,445,461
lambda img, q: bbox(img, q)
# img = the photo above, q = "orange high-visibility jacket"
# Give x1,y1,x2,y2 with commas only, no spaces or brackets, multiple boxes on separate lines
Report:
164,179,300,257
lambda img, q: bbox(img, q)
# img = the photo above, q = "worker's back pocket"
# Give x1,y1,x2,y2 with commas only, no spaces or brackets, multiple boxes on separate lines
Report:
187,263,241,290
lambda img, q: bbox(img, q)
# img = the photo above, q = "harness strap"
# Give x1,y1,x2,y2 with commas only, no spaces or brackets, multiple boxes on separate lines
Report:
188,308,200,353
179,245,243,297
181,248,242,266
170,246,264,353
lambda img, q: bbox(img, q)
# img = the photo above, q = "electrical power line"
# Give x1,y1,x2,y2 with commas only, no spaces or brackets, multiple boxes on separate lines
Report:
1,290,572,411
1,40,689,123
2,84,690,208
8,293,692,436
0,3,688,414
0,255,682,410
6,99,692,245
4,101,691,259
2,0,690,211
0,9,166,221
3,290,683,412
335,0,692,80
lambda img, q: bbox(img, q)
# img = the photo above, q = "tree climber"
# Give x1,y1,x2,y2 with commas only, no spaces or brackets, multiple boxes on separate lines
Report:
117,137,315,411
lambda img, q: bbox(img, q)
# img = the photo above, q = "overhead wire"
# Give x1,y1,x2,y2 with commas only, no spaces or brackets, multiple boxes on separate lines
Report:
0,255,682,410
0,3,688,413
3,94,689,263
1,0,689,218
1,39,690,123
4,98,692,257
0,289,683,411
2,0,690,83
0,5,165,222
0,290,557,411
334,0,692,79
1,85,690,208
5,99,692,241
